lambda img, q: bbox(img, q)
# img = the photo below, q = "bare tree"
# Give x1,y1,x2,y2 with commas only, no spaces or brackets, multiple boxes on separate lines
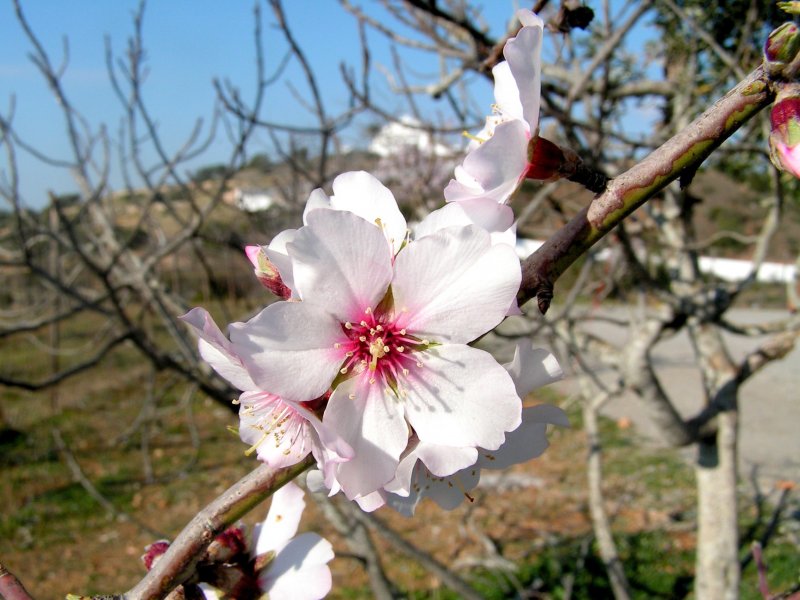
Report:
2,1,798,599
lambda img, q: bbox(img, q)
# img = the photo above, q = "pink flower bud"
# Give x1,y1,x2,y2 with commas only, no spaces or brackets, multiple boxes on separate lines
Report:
206,526,248,563
141,540,170,571
523,136,580,181
769,86,800,178
244,245,292,299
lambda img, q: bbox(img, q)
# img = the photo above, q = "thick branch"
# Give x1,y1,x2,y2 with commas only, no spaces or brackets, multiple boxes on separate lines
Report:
519,66,775,313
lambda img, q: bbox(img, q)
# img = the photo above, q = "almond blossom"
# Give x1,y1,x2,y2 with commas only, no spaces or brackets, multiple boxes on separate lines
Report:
191,483,334,600
444,9,544,205
229,193,524,501
180,307,351,481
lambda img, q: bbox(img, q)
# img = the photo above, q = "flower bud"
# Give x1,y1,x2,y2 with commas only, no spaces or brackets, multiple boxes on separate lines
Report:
524,136,580,181
205,525,248,563
245,245,291,299
764,22,800,78
141,540,170,571
769,86,800,178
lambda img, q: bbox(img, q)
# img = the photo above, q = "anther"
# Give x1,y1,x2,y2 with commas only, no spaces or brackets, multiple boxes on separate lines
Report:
348,393,356,400
334,342,341,349
365,306,372,314
462,130,483,144
369,377,376,385
345,322,352,329
359,336,367,342
340,367,348,374
376,324,383,332
397,346,405,352
399,329,407,335
360,320,368,327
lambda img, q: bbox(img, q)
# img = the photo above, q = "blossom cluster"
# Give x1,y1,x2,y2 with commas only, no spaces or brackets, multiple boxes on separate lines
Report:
179,8,565,597
183,165,565,513
182,6,563,514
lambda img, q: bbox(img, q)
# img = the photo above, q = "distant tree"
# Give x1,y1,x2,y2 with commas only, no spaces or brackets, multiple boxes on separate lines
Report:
191,163,229,183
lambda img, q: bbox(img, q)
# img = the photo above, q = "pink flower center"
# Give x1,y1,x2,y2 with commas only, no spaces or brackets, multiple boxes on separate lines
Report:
335,307,425,387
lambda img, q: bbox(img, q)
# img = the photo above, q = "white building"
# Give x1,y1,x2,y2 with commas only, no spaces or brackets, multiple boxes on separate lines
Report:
369,115,455,158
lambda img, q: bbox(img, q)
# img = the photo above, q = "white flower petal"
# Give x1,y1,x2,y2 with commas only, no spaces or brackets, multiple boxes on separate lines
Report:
403,345,521,450
492,61,524,123
392,225,520,343
258,533,334,600
415,441,479,478
253,481,305,556
179,308,255,391
443,120,529,204
384,443,421,496
384,489,420,517
418,463,481,511
354,490,387,512
303,187,332,224
305,469,339,496
266,229,298,297
478,404,568,470
504,343,564,398
505,10,543,132
296,403,354,463
415,198,516,249
323,377,408,499
288,209,393,321
229,302,342,402
330,171,408,254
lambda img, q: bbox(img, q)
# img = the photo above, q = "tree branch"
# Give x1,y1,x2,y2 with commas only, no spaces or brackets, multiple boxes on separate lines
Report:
519,65,775,313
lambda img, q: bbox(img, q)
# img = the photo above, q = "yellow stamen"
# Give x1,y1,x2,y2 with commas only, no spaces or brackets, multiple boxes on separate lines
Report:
462,130,484,144
244,430,270,456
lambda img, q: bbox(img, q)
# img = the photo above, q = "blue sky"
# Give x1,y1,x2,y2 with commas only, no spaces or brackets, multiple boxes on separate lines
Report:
1,1,657,207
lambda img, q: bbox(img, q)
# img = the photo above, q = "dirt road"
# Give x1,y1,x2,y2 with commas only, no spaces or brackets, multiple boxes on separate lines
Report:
489,308,800,488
